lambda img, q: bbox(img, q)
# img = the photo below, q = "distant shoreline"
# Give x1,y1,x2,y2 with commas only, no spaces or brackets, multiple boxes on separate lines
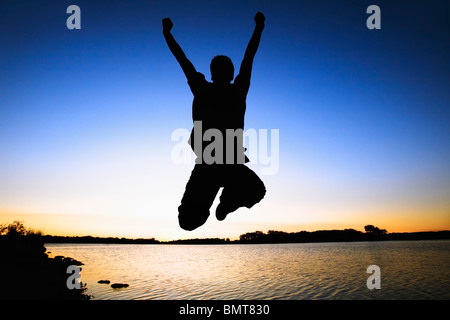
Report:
4,221,447,300
43,229,450,245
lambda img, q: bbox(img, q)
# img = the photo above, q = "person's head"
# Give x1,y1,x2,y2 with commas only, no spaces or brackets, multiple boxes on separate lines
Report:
210,55,234,84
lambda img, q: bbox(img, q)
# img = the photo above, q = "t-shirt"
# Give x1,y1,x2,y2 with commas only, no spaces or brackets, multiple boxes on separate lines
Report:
187,72,250,164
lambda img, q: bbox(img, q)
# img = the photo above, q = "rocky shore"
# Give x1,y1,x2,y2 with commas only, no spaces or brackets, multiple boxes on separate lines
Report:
0,222,90,300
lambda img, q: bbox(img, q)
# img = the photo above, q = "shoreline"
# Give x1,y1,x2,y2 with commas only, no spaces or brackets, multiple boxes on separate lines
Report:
42,230,450,245
2,221,448,300
0,234,90,300
45,238,450,246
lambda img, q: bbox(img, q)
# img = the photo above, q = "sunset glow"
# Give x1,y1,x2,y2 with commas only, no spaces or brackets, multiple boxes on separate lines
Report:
1,0,449,241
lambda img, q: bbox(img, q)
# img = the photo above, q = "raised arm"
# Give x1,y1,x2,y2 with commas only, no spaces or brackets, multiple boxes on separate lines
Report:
162,18,197,80
238,12,265,83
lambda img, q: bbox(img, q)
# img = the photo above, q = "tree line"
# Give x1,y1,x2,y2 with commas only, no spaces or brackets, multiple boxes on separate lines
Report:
2,221,450,244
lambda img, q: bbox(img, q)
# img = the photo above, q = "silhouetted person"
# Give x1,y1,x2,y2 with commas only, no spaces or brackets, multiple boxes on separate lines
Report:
163,12,266,231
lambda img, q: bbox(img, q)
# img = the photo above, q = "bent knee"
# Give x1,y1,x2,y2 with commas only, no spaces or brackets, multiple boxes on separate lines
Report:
178,205,210,231
178,219,199,231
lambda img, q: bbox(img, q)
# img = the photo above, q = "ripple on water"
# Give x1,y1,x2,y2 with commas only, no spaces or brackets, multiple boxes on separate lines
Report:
45,241,450,300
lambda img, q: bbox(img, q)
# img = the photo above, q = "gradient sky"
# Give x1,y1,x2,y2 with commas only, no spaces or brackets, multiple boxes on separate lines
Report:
1,0,449,240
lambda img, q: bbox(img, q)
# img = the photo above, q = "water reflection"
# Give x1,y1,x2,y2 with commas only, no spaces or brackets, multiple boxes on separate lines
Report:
46,241,450,300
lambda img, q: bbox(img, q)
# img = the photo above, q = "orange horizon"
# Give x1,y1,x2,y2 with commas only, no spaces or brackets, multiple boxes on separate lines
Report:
1,211,449,242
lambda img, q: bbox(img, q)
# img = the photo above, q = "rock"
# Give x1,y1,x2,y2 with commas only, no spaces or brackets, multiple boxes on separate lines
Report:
53,255,83,265
63,257,84,266
98,280,110,284
111,283,129,289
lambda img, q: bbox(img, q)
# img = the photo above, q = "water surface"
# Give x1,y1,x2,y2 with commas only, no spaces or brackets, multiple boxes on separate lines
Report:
45,240,450,300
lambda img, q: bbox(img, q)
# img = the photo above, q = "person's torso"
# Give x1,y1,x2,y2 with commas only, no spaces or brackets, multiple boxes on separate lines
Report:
190,82,248,164
193,82,246,130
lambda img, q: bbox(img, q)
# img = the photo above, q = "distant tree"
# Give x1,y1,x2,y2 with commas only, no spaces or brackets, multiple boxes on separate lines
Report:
264,230,289,243
364,225,387,236
0,221,41,237
267,230,287,236
239,231,265,242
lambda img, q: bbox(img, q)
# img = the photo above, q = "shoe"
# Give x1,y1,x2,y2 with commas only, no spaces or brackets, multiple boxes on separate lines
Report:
215,203,238,221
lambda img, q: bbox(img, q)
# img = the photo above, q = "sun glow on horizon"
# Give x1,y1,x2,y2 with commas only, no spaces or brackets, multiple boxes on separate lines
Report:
1,207,449,242
1,1,449,241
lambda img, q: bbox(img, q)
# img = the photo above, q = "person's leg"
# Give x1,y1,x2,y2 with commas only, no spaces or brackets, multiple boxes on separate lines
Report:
178,164,221,230
216,165,266,221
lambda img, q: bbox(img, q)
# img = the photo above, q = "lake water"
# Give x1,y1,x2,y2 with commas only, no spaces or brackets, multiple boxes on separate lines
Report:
45,240,450,300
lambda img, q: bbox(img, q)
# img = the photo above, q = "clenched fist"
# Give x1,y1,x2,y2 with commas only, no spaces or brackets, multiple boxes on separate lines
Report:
162,17,173,33
254,12,265,26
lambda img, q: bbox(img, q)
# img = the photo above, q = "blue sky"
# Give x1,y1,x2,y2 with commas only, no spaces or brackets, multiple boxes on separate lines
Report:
0,0,449,239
